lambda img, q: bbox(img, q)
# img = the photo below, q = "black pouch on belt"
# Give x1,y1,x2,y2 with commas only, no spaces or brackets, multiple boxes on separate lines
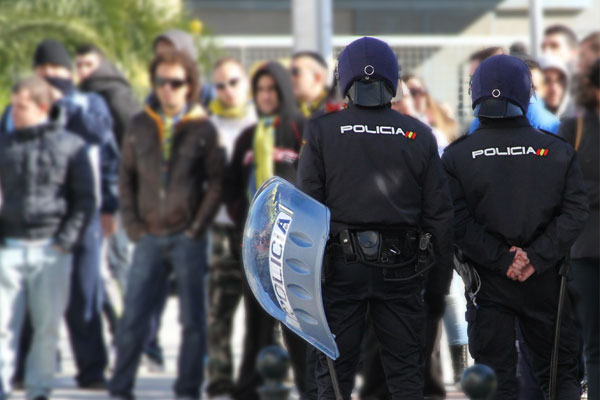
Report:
338,230,357,263
356,231,381,261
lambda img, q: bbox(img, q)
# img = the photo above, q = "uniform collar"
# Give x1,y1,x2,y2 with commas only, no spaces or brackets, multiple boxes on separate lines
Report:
477,115,531,130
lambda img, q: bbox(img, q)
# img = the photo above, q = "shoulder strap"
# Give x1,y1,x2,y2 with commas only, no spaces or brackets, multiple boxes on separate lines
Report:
574,115,584,151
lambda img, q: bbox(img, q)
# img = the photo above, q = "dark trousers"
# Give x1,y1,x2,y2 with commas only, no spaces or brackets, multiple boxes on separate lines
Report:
234,277,307,400
570,258,599,400
467,266,581,400
316,258,425,400
357,312,445,400
423,316,445,399
358,319,389,400
304,312,392,400
515,322,545,400
65,214,107,385
109,233,208,399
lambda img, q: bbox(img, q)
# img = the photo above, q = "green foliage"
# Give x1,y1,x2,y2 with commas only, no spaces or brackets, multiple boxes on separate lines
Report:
0,0,220,107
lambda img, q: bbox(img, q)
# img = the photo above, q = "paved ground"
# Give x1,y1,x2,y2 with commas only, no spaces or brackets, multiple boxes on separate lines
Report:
9,297,470,400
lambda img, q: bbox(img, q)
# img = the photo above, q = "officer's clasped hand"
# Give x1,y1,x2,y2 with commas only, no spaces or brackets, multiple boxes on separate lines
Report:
506,246,535,282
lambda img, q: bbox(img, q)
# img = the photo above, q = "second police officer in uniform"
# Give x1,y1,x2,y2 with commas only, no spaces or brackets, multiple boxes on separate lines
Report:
297,37,453,399
442,54,589,399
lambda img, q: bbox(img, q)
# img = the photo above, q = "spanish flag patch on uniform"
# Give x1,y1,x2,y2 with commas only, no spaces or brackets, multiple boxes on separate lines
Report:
536,148,549,156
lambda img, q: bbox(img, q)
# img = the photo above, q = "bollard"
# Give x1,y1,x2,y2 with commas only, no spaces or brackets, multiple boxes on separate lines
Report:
461,364,497,400
257,345,291,400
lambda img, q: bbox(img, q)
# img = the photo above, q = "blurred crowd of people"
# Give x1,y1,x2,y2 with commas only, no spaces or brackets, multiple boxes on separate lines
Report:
0,23,597,400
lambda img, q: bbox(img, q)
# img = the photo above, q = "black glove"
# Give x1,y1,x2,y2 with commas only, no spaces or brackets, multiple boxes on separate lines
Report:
424,290,446,317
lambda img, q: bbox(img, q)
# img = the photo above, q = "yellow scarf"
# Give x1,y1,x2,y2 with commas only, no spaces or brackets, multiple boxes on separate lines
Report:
253,117,275,188
209,99,249,119
299,90,328,117
162,116,175,162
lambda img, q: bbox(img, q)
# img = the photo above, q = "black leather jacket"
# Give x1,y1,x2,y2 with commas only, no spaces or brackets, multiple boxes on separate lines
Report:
0,121,96,250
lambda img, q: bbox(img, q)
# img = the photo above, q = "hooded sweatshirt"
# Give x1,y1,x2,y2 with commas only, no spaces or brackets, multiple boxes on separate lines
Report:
80,58,140,146
225,62,305,228
150,29,214,108
539,55,576,119
154,29,197,60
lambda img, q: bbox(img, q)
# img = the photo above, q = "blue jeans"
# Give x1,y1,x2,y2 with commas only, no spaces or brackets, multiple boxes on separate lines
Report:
64,213,107,385
443,271,468,345
109,232,208,399
0,239,72,400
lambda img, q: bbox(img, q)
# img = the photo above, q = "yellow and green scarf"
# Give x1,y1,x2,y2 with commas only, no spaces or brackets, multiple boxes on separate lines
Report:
209,99,249,119
253,117,275,188
299,90,328,118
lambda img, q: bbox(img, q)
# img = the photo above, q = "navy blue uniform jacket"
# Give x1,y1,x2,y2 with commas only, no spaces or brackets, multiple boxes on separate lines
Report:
442,116,589,276
297,103,454,296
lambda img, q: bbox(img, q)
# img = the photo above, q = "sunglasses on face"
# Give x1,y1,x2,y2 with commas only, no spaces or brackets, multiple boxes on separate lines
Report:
290,67,302,77
215,77,240,91
155,77,187,89
409,88,426,97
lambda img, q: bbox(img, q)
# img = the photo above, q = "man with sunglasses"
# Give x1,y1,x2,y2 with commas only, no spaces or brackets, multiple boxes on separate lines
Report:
205,57,257,399
109,50,224,400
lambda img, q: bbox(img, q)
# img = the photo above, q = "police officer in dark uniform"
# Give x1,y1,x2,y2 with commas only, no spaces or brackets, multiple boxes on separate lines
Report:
442,54,589,399
297,36,453,400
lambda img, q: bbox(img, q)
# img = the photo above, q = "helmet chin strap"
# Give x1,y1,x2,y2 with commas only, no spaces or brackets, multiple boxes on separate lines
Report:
347,80,394,107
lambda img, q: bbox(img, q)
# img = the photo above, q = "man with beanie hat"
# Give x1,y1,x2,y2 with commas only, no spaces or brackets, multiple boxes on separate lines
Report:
1,38,119,389
442,54,588,399
32,38,73,71
297,37,453,399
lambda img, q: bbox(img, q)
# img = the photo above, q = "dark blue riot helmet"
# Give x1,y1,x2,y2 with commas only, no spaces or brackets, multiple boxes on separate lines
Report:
336,37,399,107
471,54,533,118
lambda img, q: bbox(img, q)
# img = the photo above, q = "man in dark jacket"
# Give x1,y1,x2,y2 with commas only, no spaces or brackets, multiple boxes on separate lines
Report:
0,76,95,400
0,39,119,389
109,49,223,400
76,44,140,147
33,39,118,388
75,43,141,347
442,54,589,399
297,37,453,399
558,59,600,400
226,61,307,400
153,29,214,108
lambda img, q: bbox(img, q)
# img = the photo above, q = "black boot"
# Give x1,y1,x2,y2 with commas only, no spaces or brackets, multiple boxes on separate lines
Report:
450,344,468,384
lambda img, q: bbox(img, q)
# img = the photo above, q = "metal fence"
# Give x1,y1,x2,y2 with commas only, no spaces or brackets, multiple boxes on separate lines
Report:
215,35,527,123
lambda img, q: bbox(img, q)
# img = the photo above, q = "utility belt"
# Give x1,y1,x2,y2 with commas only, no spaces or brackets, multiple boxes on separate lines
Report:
326,228,435,281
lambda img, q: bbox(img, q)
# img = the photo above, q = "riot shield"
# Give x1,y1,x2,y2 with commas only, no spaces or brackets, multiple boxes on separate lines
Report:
242,177,339,360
